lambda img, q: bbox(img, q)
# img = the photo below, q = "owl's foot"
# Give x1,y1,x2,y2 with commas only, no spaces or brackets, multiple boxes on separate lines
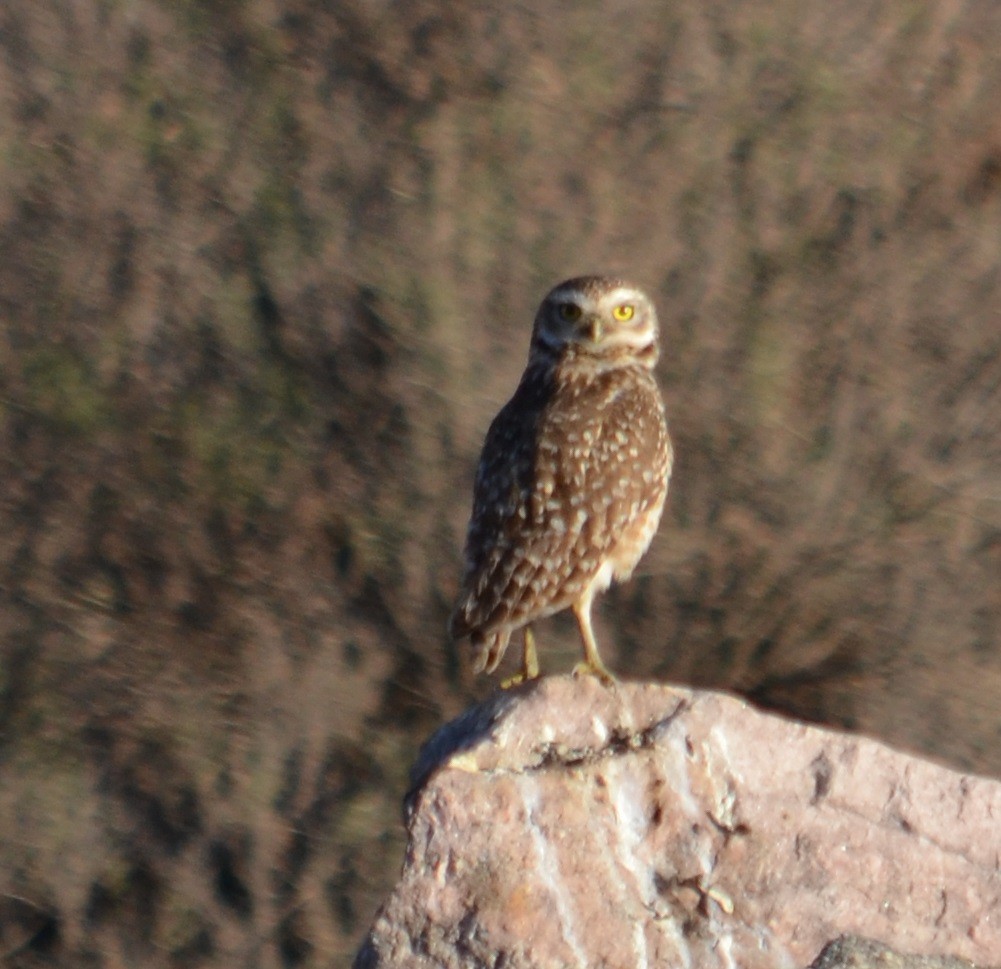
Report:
572,659,617,685
500,669,536,688
501,627,540,689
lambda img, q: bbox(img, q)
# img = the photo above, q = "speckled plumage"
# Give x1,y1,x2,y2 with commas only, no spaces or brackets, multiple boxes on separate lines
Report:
450,276,672,681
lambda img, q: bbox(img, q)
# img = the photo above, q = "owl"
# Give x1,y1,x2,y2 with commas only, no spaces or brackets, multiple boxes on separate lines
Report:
450,275,672,684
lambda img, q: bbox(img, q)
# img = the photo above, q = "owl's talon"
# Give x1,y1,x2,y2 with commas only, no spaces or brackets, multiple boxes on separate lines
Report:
500,670,530,689
572,660,617,685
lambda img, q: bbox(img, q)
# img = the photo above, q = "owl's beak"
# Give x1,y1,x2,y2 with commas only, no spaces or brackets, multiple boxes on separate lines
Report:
582,316,603,342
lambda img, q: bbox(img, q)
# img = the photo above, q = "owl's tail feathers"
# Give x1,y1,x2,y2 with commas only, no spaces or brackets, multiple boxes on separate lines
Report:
449,603,512,674
469,628,511,674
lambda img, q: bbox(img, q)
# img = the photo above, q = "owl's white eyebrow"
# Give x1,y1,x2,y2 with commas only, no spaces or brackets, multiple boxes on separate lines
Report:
602,288,642,304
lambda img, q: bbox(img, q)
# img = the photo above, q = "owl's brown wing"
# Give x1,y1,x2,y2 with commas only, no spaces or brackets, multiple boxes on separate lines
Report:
449,365,549,638
450,366,669,640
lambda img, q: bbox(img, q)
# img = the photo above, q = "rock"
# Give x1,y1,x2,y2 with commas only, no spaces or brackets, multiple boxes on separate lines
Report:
354,677,1001,969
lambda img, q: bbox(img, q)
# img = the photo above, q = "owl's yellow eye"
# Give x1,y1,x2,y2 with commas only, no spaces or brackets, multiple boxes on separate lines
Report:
558,303,582,322
612,303,635,322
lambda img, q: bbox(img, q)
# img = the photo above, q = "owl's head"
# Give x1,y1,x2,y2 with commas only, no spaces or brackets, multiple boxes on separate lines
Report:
530,275,659,369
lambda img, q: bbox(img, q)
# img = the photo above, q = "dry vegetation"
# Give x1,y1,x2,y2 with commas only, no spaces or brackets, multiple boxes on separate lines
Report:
1,0,1000,966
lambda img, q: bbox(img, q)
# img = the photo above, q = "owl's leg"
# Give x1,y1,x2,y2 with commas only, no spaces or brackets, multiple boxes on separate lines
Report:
500,626,540,689
571,595,617,684
522,626,540,680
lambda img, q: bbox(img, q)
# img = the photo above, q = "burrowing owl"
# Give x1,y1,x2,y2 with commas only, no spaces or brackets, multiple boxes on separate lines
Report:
450,275,672,683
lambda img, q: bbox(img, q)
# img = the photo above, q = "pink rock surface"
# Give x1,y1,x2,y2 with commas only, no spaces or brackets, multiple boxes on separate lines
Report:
355,677,1001,968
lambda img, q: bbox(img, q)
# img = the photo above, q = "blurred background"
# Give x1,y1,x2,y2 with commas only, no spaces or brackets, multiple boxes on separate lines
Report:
2,0,1000,965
